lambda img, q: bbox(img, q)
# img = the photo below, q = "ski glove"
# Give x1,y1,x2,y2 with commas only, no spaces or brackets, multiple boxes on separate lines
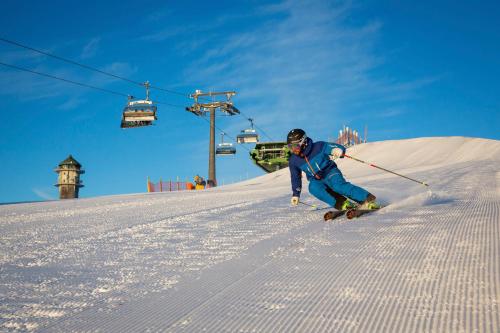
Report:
291,196,299,206
330,147,345,159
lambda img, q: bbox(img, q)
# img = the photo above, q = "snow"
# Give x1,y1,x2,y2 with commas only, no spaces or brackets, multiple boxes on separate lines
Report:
1,136,499,332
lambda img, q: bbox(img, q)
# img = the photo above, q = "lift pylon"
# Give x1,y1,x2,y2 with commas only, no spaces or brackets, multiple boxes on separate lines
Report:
186,90,240,187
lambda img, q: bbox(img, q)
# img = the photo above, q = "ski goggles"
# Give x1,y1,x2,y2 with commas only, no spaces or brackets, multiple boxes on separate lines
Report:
288,137,307,153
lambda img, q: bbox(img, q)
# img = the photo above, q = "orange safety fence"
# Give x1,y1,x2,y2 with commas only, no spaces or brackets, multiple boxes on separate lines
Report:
147,177,217,192
147,180,193,192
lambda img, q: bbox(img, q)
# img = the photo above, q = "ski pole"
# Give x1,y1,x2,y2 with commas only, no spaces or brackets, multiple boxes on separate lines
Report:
344,154,429,187
299,201,317,208
299,201,330,211
299,201,330,210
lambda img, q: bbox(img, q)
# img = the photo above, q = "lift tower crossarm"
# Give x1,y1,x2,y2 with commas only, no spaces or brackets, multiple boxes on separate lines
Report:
190,90,236,99
185,101,239,116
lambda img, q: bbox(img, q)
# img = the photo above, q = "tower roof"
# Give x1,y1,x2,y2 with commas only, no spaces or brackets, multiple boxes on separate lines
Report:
58,155,82,168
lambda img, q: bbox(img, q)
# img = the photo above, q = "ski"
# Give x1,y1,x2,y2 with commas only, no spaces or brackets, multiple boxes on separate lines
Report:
346,207,381,219
324,205,384,221
323,210,346,221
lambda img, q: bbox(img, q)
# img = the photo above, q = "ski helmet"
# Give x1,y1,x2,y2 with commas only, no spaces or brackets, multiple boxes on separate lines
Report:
287,129,307,154
287,128,307,145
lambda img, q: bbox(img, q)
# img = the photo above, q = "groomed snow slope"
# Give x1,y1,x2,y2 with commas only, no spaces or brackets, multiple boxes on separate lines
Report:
1,136,499,332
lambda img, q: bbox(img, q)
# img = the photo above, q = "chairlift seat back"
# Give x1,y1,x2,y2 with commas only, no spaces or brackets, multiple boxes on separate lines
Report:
237,131,259,143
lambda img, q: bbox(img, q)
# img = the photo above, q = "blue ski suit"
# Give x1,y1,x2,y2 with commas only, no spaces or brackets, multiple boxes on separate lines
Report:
289,138,370,207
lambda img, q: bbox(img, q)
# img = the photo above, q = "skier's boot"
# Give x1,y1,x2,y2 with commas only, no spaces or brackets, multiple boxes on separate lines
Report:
334,196,357,211
359,193,380,210
340,199,357,211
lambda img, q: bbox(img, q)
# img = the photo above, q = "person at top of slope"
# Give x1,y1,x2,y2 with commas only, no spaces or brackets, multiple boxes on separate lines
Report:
287,128,379,210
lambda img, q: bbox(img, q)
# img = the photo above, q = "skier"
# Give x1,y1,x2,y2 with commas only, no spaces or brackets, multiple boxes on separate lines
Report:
287,128,379,211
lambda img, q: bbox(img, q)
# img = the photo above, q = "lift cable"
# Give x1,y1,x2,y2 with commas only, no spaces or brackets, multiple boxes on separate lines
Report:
236,110,275,142
198,116,251,153
0,61,184,109
1,36,275,140
0,61,239,136
0,36,189,98
0,61,128,97
156,100,185,108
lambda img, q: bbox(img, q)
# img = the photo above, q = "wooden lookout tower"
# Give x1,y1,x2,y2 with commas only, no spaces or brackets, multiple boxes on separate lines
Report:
54,155,85,199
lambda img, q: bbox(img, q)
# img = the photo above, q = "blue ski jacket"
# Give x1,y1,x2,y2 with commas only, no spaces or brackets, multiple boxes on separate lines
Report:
289,138,346,197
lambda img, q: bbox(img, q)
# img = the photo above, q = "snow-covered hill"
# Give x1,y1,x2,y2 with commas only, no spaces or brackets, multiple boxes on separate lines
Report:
1,137,499,332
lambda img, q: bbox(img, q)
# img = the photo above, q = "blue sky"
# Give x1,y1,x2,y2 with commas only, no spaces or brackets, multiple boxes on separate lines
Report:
0,0,498,203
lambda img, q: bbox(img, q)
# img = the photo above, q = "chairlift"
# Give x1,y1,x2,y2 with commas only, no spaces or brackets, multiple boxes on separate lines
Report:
216,132,236,155
121,81,157,128
236,118,259,143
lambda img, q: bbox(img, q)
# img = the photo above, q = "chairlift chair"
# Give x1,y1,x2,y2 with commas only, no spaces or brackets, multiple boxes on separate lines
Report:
236,118,259,143
216,132,236,155
120,81,157,128
216,143,237,155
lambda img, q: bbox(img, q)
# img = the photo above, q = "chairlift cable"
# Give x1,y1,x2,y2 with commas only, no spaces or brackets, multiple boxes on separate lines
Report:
0,61,128,97
155,100,186,108
238,110,275,141
198,116,251,153
252,123,274,141
0,36,190,98
0,60,189,111
0,59,252,130
0,37,143,86
1,36,275,139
